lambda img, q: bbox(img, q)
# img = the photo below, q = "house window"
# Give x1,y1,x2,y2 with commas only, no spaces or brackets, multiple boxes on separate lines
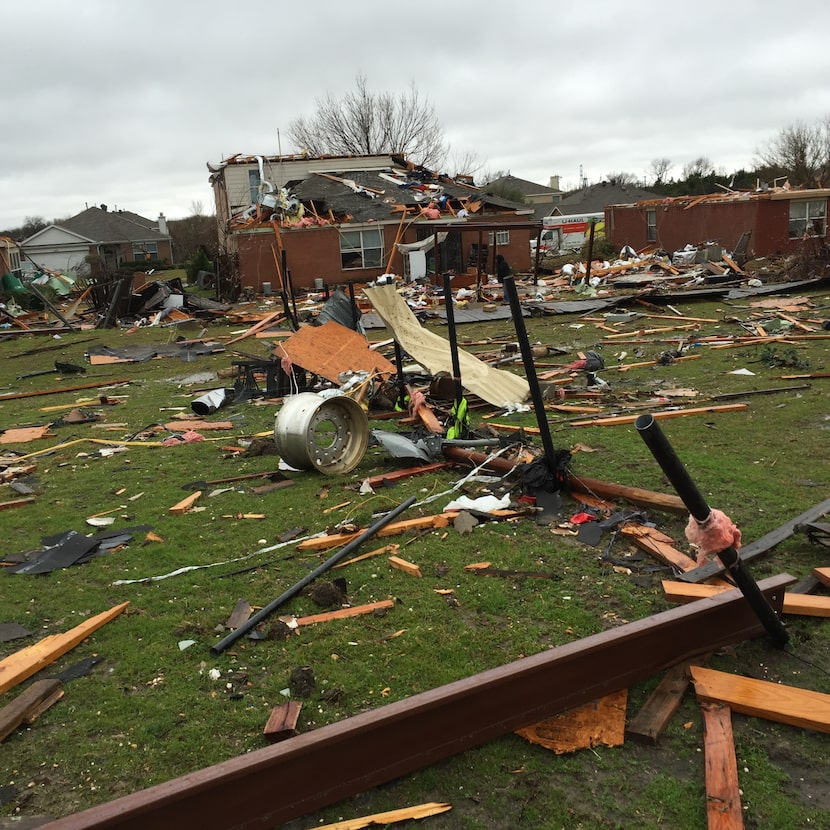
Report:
249,169,261,204
488,230,510,246
646,209,657,242
132,242,159,260
789,199,826,239
340,227,384,270
10,250,21,274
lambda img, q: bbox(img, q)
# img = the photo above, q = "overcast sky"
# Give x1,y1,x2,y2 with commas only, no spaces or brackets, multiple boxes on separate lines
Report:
2,0,830,232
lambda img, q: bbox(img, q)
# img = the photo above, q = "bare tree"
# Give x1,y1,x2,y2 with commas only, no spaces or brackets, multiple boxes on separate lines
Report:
682,157,714,180
287,75,447,169
604,171,638,185
649,157,672,185
756,117,830,186
446,149,486,181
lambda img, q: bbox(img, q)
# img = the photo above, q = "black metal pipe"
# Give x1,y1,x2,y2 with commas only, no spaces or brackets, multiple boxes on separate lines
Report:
634,413,788,647
442,272,463,407
502,274,557,465
210,495,417,655
393,341,407,409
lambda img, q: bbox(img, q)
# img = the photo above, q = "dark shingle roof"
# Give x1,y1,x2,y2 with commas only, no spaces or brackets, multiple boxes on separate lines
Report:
556,182,661,214
58,207,168,243
485,174,561,197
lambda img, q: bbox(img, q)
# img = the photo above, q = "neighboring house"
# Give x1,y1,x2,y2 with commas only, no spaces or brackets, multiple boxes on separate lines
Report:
484,174,564,219
605,187,830,257
21,206,173,275
553,180,661,216
208,153,536,291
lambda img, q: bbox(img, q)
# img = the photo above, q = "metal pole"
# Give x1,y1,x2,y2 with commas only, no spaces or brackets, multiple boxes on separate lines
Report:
584,218,597,286
634,413,788,647
210,495,417,655
502,274,557,465
442,272,463,408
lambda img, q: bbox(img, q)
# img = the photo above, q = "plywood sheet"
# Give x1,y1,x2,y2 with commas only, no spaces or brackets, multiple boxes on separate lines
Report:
365,285,529,408
276,320,396,384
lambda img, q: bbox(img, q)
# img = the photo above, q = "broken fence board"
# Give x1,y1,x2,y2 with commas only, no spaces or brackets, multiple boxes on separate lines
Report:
625,660,698,745
295,600,394,627
701,702,744,829
690,666,830,734
263,700,302,744
0,679,64,741
0,603,129,696
297,515,450,551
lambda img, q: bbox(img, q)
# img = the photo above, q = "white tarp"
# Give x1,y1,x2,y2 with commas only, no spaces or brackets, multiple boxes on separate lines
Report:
364,284,529,409
396,232,448,254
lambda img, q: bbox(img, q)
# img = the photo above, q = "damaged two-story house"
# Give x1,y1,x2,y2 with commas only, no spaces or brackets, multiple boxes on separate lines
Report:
208,153,536,292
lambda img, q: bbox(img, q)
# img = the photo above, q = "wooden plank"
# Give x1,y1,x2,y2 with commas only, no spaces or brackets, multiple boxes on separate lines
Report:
690,666,830,734
388,555,423,578
570,404,748,427
626,660,696,745
0,679,64,741
515,689,627,754
701,702,744,829
297,515,451,551
0,426,55,444
263,700,302,744
662,580,830,617
364,462,454,488
0,603,129,695
312,802,452,830
295,599,395,626
163,420,234,432
622,525,699,572
814,567,830,588
0,379,132,401
0,497,37,511
168,491,202,515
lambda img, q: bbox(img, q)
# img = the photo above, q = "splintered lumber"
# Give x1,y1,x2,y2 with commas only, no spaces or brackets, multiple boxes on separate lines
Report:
388,555,423,577
0,378,132,401
32,575,790,830
700,702,744,829
0,678,64,741
0,602,129,695
297,514,451,551
169,491,202,515
690,666,830,734
224,310,285,345
622,525,699,571
295,599,394,626
263,701,302,744
515,689,627,754
626,660,699,745
313,802,452,830
364,462,454,488
334,544,399,569
662,580,830,617
569,403,747,427
567,473,687,514
0,497,37,511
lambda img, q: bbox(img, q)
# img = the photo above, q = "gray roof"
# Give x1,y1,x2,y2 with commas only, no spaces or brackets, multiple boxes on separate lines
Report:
555,182,662,215
58,207,169,243
485,174,561,197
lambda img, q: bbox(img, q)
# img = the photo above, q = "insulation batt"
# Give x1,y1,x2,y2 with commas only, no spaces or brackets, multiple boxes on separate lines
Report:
685,509,742,560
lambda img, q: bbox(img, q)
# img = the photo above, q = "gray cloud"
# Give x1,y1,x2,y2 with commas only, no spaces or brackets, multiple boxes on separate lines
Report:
2,0,830,230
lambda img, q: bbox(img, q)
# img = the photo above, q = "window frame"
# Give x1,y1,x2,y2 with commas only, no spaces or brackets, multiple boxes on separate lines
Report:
788,199,827,239
249,169,261,204
646,209,657,242
339,226,384,271
132,241,159,260
488,230,510,246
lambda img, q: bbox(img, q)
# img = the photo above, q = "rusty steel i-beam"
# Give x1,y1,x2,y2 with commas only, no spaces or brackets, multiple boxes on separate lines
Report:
41,574,791,830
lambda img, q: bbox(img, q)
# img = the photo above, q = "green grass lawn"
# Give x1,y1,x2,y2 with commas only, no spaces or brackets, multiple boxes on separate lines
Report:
1,285,830,829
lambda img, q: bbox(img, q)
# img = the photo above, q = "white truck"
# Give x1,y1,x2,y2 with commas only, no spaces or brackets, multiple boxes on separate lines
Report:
531,212,605,256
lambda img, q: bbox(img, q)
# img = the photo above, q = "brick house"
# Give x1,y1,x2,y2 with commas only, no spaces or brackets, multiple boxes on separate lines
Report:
605,187,829,258
208,153,536,292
